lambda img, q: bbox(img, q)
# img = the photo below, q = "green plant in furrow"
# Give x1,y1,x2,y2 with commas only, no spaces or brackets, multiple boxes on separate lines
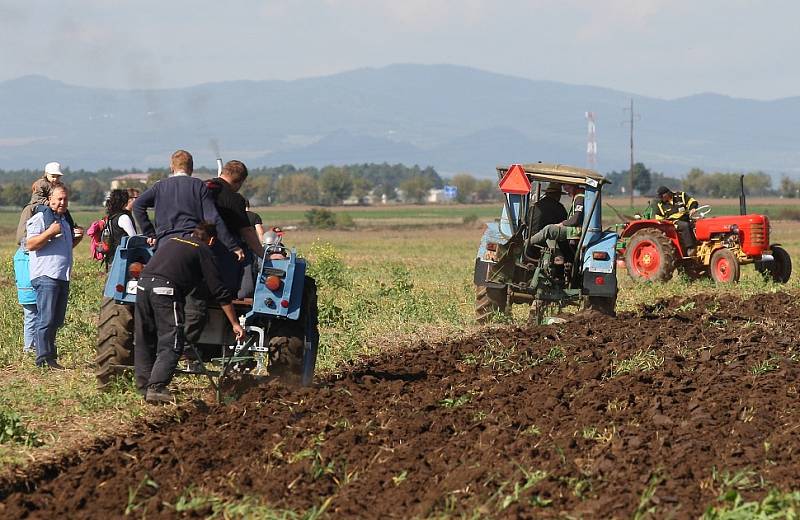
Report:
172,487,334,519
125,474,159,516
440,393,472,409
485,466,550,512
392,470,408,486
750,357,780,376
608,349,665,377
711,467,766,494
702,490,800,519
633,473,664,520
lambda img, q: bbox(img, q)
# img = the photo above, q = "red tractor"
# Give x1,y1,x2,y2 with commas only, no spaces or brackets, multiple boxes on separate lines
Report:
619,212,791,283
617,180,792,284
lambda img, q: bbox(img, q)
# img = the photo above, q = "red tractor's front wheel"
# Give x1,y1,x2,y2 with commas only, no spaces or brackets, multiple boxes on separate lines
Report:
625,229,677,282
709,248,741,283
756,245,792,283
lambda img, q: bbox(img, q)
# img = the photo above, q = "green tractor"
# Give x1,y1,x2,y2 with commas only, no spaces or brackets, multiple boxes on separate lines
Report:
474,163,618,324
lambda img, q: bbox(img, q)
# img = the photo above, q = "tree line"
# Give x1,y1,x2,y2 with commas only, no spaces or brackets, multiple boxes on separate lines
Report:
605,163,794,198
0,163,504,207
0,162,797,207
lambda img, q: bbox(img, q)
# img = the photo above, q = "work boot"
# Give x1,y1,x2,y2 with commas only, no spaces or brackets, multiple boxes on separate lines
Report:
37,360,67,370
145,386,175,405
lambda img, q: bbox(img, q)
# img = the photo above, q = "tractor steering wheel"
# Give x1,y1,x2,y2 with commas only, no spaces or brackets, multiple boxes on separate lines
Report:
691,205,712,220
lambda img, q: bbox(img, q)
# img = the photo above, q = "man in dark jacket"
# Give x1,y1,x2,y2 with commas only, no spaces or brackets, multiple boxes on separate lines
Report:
530,182,568,235
134,222,245,404
528,184,585,245
132,150,243,260
204,160,265,295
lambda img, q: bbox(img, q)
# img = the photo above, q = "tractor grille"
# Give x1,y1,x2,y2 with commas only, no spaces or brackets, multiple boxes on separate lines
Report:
749,222,768,247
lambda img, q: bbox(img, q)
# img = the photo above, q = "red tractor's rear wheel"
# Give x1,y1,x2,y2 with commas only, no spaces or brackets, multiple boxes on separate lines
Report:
709,248,740,283
625,229,677,282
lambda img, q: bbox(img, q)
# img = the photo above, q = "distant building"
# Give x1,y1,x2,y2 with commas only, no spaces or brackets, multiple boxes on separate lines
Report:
109,173,149,190
427,188,456,203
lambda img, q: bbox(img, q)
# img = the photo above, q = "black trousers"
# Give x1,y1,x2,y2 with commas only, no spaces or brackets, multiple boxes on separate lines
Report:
134,277,185,392
184,286,209,347
237,250,257,300
675,220,697,252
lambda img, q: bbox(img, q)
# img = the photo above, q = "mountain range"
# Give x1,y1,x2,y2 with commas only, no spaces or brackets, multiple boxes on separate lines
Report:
1,64,799,179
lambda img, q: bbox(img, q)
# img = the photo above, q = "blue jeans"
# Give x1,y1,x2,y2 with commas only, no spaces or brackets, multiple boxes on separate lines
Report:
22,304,37,352
30,276,69,366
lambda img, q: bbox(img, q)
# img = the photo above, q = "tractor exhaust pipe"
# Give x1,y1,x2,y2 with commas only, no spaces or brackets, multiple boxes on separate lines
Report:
216,157,223,176
739,174,747,215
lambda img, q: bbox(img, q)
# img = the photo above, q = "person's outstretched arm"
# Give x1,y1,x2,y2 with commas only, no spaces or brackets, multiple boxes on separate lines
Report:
133,186,157,237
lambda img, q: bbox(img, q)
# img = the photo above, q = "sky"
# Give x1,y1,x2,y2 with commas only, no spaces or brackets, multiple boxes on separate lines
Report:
0,0,797,100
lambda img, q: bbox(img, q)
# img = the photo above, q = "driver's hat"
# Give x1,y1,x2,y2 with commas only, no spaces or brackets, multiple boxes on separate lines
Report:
656,186,671,197
544,182,564,194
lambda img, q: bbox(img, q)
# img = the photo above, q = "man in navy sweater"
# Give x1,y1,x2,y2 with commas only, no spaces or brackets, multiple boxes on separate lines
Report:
133,150,243,261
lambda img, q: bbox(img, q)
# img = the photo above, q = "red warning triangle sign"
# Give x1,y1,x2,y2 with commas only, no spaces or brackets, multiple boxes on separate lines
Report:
498,164,531,194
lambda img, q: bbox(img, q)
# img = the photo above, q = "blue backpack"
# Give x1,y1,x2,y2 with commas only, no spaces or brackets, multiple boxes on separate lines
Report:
13,247,36,305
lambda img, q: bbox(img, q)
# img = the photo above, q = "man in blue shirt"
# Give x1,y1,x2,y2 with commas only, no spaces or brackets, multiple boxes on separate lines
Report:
25,185,84,369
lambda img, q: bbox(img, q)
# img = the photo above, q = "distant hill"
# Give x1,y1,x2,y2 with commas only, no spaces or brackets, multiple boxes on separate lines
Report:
1,64,799,178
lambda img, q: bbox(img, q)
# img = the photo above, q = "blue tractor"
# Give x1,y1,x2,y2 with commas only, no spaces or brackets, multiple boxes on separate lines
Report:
474,163,618,324
94,233,319,394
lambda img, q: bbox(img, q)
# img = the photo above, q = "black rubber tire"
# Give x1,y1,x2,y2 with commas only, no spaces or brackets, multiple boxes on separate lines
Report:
756,245,792,283
709,248,741,283
269,276,318,383
624,229,677,282
475,285,508,324
94,297,135,390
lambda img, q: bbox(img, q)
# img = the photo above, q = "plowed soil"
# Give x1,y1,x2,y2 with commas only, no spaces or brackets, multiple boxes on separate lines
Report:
2,292,800,519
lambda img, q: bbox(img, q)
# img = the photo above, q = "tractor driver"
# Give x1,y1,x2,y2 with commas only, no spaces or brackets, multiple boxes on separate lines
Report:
134,222,245,404
527,184,585,253
654,186,699,255
204,160,265,298
530,182,568,235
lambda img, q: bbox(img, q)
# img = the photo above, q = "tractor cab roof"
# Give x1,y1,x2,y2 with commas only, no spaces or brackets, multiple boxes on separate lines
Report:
496,163,608,187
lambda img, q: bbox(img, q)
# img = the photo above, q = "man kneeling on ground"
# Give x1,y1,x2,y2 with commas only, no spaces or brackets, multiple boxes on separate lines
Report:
134,222,245,404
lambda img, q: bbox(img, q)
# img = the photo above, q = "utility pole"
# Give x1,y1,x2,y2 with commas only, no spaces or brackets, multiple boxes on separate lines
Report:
622,98,640,207
629,99,634,207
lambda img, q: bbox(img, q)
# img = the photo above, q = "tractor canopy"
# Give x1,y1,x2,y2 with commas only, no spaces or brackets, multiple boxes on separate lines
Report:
496,163,609,188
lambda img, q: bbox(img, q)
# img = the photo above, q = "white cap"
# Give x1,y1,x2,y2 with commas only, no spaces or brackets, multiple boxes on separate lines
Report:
44,162,63,176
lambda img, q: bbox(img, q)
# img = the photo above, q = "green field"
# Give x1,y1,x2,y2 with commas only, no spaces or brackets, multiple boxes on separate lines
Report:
0,203,798,468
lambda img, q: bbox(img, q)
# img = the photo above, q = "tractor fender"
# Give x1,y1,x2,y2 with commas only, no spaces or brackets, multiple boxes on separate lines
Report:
620,220,680,242
582,231,618,298
103,235,154,303
474,222,507,287
475,222,507,261
249,249,306,321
